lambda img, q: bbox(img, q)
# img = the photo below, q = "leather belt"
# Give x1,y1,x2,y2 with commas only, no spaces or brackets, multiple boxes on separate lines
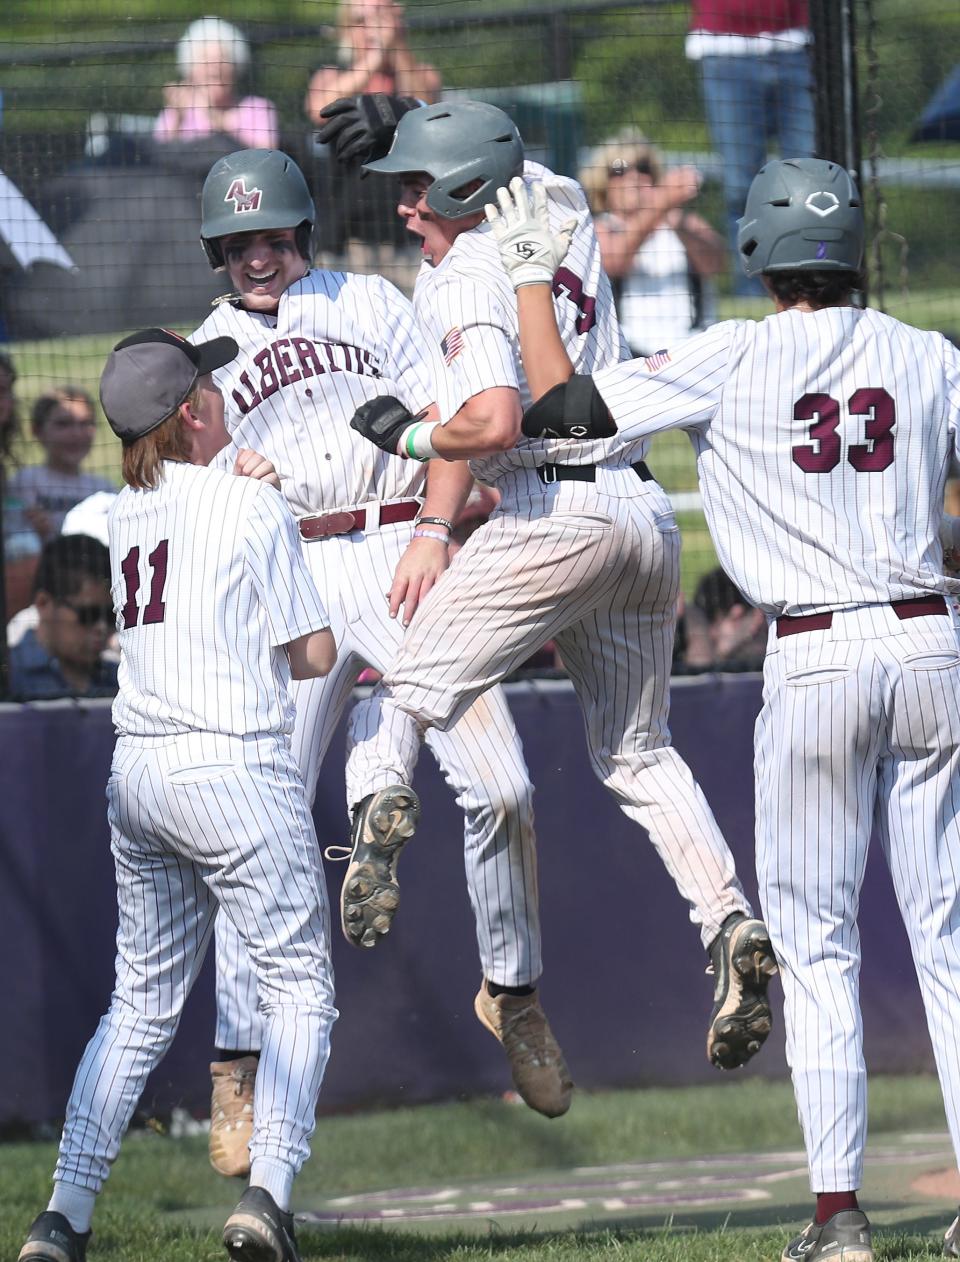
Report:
537,460,655,485
298,499,419,540
776,594,948,638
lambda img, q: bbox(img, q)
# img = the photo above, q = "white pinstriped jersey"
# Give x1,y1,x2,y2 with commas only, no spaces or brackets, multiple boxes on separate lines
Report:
594,308,960,616
413,162,632,484
109,460,329,738
192,270,439,513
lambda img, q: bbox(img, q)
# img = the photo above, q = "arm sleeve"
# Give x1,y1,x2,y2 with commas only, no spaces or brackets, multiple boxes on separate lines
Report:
233,97,279,149
370,276,439,413
243,485,330,647
944,338,960,465
415,277,519,421
153,108,176,142
592,321,735,439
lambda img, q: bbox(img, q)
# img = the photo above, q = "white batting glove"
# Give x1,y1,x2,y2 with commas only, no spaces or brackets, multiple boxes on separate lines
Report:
484,177,576,289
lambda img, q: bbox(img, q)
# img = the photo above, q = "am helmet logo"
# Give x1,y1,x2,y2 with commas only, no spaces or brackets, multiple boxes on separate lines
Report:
805,190,840,218
224,178,263,213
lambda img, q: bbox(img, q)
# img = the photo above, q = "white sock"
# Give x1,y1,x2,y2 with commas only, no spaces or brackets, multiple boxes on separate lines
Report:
48,1182,96,1234
249,1159,294,1212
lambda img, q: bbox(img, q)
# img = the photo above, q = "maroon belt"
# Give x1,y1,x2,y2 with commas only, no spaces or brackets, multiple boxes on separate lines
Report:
298,500,419,540
776,595,948,638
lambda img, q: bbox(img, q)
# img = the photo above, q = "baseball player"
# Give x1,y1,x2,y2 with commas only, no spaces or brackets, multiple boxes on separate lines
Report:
488,159,960,1262
18,329,336,1262
190,147,572,1168
340,99,778,1073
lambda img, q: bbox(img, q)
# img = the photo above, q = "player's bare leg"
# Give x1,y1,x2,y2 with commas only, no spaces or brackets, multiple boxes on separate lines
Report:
341,784,420,947
705,913,778,1070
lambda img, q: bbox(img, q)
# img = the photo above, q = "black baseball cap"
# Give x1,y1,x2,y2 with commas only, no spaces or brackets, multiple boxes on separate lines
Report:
99,327,238,446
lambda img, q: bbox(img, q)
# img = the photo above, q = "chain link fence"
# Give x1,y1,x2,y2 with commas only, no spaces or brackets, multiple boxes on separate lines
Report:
0,0,955,695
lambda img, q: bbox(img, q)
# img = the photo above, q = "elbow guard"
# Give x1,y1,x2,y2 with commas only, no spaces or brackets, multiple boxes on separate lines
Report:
520,375,617,441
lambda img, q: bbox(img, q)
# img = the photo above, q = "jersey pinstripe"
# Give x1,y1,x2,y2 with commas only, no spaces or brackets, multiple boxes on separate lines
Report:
593,309,960,614
49,462,337,1214
109,461,329,738
192,270,440,514
413,161,636,483
192,270,548,1052
345,165,757,956
594,304,960,1195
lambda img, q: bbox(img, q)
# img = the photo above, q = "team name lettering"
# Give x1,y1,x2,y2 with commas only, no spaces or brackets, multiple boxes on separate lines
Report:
231,338,381,414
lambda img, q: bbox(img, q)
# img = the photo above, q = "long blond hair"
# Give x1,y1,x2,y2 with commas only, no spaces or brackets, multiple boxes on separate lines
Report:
578,127,663,216
120,388,197,490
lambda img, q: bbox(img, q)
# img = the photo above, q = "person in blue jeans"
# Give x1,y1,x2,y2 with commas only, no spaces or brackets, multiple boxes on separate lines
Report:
686,1,816,295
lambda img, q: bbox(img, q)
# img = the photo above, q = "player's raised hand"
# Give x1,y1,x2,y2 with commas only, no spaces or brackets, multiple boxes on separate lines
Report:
316,94,420,168
484,177,576,290
234,448,281,489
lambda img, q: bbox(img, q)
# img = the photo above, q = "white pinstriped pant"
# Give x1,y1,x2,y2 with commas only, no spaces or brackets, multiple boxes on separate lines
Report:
756,602,960,1191
346,467,750,949
215,517,540,1051
54,732,336,1193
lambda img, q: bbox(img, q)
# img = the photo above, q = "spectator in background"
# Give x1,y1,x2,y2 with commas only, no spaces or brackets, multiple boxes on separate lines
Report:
305,0,440,115
683,566,766,670
7,387,113,546
580,130,726,356
685,0,815,295
0,351,44,619
8,533,118,700
154,16,278,150
305,0,440,284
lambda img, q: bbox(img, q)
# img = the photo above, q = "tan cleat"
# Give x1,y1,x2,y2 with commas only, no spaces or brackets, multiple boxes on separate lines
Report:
474,981,573,1118
209,1055,257,1177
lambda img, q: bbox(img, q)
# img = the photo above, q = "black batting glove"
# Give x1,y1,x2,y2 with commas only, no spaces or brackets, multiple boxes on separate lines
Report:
316,94,420,168
521,376,617,440
350,395,419,454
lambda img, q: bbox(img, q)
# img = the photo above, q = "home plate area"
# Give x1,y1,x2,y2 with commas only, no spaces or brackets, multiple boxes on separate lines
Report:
297,1134,956,1232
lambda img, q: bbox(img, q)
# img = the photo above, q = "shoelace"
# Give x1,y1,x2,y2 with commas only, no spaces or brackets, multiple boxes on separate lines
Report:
497,1002,559,1067
323,844,352,861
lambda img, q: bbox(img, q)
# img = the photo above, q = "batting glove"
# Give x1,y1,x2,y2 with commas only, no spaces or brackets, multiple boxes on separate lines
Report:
316,94,420,168
484,177,576,289
350,395,439,461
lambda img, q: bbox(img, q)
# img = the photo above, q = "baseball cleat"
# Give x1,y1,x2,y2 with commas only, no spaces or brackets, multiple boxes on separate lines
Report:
781,1210,873,1262
222,1186,301,1262
474,981,574,1118
18,1211,90,1262
944,1206,960,1256
706,912,778,1070
209,1056,258,1178
341,785,420,948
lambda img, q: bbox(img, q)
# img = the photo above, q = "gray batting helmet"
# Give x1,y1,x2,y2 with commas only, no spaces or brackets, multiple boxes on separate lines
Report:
200,148,315,269
363,100,524,219
737,158,864,278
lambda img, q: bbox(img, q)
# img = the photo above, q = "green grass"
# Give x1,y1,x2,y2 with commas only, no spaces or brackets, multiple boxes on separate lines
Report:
2,1075,953,1261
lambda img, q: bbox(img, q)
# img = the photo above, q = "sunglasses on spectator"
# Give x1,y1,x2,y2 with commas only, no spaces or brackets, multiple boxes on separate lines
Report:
608,158,655,178
59,601,114,627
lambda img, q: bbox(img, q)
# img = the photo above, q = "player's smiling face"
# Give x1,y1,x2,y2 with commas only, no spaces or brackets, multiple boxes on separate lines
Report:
397,175,482,266
220,227,308,313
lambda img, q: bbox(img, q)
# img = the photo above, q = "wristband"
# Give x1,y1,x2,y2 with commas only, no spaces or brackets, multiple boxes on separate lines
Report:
510,263,555,290
401,420,440,461
413,528,450,544
416,515,453,532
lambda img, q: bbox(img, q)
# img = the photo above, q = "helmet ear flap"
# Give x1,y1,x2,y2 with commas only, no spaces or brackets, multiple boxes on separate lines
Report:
202,236,225,270
295,222,313,262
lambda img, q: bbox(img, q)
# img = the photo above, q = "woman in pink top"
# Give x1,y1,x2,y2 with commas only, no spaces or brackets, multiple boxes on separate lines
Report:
155,16,278,150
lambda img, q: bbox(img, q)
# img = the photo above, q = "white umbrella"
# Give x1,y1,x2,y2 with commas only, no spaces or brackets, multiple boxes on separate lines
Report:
0,169,75,271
